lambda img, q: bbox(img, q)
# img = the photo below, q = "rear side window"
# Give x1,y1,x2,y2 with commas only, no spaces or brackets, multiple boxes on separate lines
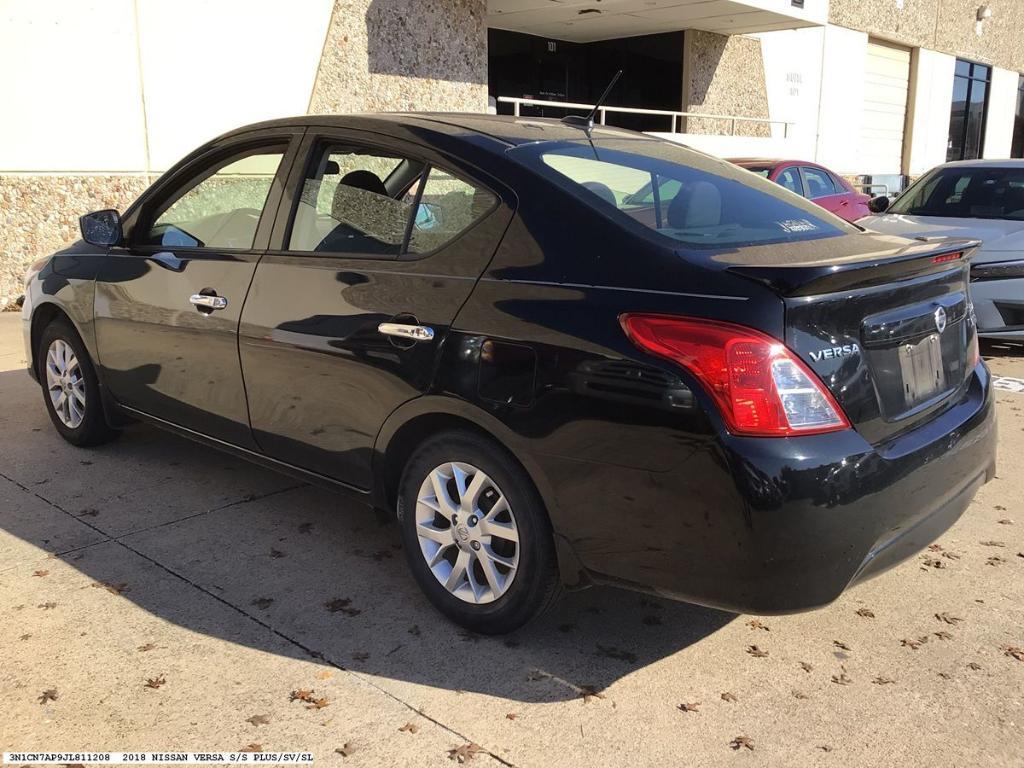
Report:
776,167,803,196
143,149,285,249
517,140,851,248
800,167,837,198
288,145,496,256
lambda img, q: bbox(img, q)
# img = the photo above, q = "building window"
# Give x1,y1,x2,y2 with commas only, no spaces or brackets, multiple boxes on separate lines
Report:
947,59,991,161
1012,74,1024,158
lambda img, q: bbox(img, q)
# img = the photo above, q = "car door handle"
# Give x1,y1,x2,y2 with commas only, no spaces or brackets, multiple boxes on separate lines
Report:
189,294,228,310
377,322,435,342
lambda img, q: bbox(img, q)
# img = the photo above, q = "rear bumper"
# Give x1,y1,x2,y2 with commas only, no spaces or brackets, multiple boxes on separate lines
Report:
576,364,996,614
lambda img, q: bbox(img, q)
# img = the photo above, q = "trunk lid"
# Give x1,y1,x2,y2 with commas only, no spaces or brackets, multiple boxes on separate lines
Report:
723,233,980,444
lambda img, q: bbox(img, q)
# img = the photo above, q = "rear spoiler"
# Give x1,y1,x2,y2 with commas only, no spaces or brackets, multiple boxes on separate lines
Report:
727,238,981,297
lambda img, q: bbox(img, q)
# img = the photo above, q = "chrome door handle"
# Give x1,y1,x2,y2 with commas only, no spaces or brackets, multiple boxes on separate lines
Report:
189,294,228,310
377,322,435,342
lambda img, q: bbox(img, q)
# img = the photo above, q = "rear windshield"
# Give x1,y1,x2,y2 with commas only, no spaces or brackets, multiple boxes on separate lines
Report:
510,138,853,248
889,166,1024,220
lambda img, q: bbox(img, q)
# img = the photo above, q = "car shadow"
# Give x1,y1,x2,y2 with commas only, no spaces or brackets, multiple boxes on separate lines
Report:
0,368,734,703
981,338,1024,360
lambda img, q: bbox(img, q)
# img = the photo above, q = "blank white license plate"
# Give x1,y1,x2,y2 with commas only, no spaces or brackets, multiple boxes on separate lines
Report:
898,332,945,405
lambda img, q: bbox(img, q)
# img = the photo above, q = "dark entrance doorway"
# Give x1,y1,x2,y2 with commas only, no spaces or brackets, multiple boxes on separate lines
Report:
487,28,684,133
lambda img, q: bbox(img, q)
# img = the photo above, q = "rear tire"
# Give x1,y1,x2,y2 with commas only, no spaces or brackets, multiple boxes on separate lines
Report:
398,429,561,634
38,319,119,447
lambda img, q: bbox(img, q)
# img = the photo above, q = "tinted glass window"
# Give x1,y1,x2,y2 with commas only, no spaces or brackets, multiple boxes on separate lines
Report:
144,149,284,249
947,60,990,161
290,147,418,256
801,167,837,198
406,168,497,254
888,166,1024,220
776,167,803,195
516,139,851,248
1012,74,1024,159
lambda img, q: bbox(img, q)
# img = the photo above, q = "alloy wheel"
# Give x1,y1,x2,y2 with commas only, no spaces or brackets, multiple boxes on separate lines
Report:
414,461,520,604
45,339,86,429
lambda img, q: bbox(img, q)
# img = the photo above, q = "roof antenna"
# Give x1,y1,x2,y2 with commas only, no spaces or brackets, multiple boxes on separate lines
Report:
561,69,623,135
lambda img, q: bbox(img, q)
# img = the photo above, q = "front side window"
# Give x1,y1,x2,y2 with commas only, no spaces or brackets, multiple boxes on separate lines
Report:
515,138,852,248
776,167,803,195
143,149,285,249
888,166,1024,220
800,167,837,198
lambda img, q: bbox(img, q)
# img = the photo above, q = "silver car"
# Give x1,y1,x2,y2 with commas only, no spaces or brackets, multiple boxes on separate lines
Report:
859,159,1024,340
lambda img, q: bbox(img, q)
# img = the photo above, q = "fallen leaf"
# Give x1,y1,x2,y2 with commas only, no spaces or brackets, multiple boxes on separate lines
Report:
986,556,1005,566
729,736,754,751
818,745,834,752
921,557,946,569
872,676,895,685
677,702,701,713
251,597,274,610
239,744,262,753
136,643,156,652
399,722,420,733
831,673,852,685
833,640,851,651
447,743,483,763
979,540,1006,547
38,688,58,704
408,625,421,636
579,685,605,703
246,714,271,726
19,634,31,641
746,619,770,631
324,598,360,617
799,661,813,673
32,570,49,577
504,713,517,721
144,675,166,689
938,671,952,680
746,645,769,658
315,670,334,681
38,602,56,610
269,549,286,559
351,651,370,662
334,743,355,757
1002,645,1024,662
290,689,316,703
92,582,129,596
997,519,1013,525
596,644,637,663
77,508,99,517
855,608,875,618
927,543,944,552
458,629,481,643
935,612,963,625
721,692,738,702
941,550,961,560
934,631,953,640
967,662,982,671
307,697,329,710
792,690,808,699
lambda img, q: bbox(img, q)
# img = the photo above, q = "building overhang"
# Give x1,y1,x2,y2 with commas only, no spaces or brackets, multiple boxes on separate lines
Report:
487,0,827,42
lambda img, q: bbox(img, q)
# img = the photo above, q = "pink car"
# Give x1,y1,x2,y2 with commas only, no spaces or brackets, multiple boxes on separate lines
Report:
729,158,871,223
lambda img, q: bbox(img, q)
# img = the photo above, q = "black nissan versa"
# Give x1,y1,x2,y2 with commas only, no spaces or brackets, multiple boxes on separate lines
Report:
21,114,996,633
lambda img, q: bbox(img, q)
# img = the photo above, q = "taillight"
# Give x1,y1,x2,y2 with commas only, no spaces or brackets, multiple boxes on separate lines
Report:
620,314,850,437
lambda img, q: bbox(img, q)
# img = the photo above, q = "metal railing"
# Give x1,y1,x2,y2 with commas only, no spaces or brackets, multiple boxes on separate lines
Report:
497,96,790,138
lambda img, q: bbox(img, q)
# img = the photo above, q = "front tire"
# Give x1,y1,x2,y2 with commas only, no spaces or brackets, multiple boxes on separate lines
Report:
398,430,561,634
38,319,118,447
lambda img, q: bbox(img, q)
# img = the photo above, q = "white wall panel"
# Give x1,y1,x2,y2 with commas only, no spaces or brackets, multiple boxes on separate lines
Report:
905,48,955,177
983,67,1019,159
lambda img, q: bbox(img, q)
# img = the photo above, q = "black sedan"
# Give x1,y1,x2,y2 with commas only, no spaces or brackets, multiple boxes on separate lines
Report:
21,114,996,634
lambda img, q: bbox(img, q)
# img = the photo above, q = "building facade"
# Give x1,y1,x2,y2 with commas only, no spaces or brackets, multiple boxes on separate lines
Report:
1,0,1022,308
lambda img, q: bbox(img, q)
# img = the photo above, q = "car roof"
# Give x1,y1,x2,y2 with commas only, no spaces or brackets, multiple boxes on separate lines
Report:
728,158,829,168
221,112,647,149
935,158,1024,169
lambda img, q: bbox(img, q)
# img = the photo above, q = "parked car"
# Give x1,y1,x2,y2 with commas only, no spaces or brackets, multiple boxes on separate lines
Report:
859,159,1024,340
22,115,995,634
729,158,871,222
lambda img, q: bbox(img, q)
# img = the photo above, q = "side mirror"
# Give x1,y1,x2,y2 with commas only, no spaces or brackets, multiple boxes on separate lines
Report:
80,209,123,247
868,195,891,214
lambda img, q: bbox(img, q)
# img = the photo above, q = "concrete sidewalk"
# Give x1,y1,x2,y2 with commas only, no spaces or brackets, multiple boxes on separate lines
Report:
1,311,1022,766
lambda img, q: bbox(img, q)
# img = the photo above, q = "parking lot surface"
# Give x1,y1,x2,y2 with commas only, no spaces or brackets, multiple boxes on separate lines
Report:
1,311,1022,766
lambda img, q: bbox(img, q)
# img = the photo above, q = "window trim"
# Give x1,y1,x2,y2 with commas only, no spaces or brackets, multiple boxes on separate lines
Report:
274,132,501,261
129,138,294,253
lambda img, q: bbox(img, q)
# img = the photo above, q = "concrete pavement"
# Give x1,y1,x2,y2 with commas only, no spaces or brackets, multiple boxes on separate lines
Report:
1,311,1022,766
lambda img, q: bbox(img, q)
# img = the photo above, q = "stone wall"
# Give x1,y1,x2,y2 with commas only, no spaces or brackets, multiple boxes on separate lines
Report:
830,0,1024,72
308,0,488,114
0,175,151,309
683,31,771,138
